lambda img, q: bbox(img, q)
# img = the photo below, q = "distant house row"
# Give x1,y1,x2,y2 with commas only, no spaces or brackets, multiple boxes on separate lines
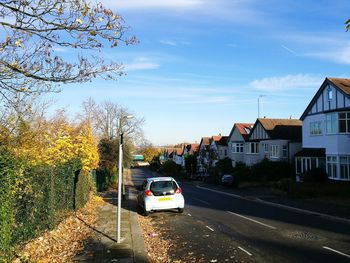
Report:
163,78,350,181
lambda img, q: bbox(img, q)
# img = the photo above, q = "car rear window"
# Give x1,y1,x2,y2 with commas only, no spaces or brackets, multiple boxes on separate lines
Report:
150,181,177,196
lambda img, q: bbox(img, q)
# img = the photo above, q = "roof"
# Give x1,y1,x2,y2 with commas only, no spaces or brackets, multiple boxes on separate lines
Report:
217,136,229,146
176,148,183,156
295,148,325,157
186,143,199,153
147,177,176,182
235,123,254,140
200,137,210,147
211,136,222,142
254,118,302,141
300,77,350,120
328,77,350,95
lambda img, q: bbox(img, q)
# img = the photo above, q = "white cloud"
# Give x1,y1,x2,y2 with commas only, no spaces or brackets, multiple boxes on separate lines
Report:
160,40,177,46
306,46,350,64
104,0,203,10
250,74,321,92
124,57,160,71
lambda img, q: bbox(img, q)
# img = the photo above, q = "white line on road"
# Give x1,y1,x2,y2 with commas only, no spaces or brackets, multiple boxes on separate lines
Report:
196,186,242,198
206,226,215,232
187,213,192,217
192,197,211,205
238,246,252,256
323,246,350,258
227,211,277,230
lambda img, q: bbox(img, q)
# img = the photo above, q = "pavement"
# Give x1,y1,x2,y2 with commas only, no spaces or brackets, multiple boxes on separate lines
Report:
73,179,149,263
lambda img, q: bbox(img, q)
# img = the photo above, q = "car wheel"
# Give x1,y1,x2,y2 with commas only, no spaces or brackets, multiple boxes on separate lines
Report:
178,208,184,213
143,205,149,216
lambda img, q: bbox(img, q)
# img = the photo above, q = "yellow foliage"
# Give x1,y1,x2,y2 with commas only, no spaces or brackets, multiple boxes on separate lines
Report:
11,114,99,172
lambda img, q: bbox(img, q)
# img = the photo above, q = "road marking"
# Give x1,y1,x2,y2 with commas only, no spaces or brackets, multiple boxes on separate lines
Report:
187,213,192,217
196,186,242,198
196,186,350,225
192,197,211,205
227,211,277,230
238,246,252,256
323,246,350,258
206,226,215,232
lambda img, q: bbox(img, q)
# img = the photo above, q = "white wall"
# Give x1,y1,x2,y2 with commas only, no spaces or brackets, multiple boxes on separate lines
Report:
303,114,350,155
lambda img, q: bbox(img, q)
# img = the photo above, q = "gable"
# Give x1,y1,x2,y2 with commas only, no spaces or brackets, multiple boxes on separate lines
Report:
301,78,350,120
229,127,245,142
249,122,270,140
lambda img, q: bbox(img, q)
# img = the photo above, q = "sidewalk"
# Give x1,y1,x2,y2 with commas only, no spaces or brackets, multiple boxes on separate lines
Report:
73,188,149,263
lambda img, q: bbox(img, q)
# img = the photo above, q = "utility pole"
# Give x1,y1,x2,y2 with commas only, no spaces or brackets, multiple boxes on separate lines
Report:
258,95,265,118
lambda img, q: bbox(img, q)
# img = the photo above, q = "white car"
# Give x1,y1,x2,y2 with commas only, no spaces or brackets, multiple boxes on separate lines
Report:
137,177,185,216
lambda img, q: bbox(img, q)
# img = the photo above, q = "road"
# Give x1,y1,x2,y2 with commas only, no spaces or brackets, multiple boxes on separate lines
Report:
130,168,350,262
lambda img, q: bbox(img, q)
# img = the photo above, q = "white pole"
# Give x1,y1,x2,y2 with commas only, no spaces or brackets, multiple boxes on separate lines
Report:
117,131,123,243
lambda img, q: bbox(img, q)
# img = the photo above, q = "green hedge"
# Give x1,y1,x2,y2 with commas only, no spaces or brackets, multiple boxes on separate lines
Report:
0,148,95,261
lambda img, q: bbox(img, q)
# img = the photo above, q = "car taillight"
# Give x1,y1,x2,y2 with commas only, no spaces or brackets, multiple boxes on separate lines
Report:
144,190,153,196
175,188,182,194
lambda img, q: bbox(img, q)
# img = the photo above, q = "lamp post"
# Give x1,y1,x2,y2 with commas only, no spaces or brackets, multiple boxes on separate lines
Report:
117,115,133,243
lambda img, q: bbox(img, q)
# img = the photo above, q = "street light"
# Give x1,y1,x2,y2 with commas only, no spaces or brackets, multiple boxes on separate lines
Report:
117,114,133,243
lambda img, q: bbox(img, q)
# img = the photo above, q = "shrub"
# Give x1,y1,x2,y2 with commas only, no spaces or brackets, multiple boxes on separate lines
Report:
251,159,293,182
161,160,178,176
0,151,94,261
215,158,233,174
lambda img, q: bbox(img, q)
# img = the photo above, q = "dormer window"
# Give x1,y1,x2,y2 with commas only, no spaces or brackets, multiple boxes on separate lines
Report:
327,87,333,100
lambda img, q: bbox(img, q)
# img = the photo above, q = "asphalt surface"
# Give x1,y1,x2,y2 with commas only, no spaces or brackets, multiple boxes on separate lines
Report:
132,168,350,263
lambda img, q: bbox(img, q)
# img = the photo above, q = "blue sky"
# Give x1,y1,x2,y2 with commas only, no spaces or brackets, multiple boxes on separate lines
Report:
51,0,350,145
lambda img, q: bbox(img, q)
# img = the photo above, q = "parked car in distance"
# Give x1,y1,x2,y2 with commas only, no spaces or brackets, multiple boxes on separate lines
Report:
221,174,234,186
137,177,185,216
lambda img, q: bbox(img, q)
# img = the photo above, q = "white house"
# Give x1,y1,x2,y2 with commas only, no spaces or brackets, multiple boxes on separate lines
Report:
296,77,350,181
245,118,302,166
227,123,253,167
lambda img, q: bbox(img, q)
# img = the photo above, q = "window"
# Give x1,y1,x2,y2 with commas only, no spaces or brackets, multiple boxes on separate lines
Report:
270,145,279,158
340,156,350,180
224,149,227,156
232,143,244,153
327,156,338,179
338,112,350,133
328,87,333,100
263,143,269,153
246,143,259,154
310,121,322,135
326,112,337,134
282,145,287,158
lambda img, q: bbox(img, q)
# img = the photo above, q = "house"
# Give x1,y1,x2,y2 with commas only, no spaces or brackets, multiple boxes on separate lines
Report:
227,123,254,167
245,118,302,166
197,137,210,174
174,148,184,166
295,77,350,181
209,135,229,166
180,143,200,167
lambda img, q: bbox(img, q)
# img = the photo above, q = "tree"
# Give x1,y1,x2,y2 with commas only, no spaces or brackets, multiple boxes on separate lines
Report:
346,19,350,31
184,154,197,176
141,146,160,163
0,0,137,102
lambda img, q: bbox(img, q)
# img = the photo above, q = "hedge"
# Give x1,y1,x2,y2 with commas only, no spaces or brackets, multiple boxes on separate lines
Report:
0,148,95,261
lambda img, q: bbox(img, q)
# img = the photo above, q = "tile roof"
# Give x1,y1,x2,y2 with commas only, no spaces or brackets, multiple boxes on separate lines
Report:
191,143,200,153
217,136,229,146
176,148,183,156
200,137,210,146
235,123,254,140
328,77,350,95
211,136,222,142
257,118,302,141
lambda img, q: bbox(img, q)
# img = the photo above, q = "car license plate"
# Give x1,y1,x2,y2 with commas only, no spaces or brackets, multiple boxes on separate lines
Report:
158,197,172,201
